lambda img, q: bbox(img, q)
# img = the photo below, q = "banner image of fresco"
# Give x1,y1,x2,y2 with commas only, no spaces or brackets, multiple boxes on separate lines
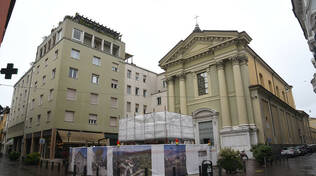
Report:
164,145,187,176
92,146,107,175
74,147,87,175
113,145,152,176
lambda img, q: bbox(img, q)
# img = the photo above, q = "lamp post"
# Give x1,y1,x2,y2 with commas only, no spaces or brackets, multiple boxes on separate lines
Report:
67,131,71,143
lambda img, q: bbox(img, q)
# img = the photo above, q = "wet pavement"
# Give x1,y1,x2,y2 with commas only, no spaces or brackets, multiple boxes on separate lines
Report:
0,153,316,176
219,153,316,176
0,156,67,176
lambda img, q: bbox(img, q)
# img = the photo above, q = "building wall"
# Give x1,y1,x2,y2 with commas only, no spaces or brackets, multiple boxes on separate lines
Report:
8,14,126,149
124,63,167,117
0,0,14,46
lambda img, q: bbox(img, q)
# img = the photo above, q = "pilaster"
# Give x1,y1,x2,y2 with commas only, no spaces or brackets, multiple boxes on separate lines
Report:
49,128,56,159
167,77,175,112
232,57,248,125
179,73,187,114
216,60,231,128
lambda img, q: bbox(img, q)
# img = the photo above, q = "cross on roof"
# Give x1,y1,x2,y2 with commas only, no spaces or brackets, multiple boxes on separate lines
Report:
0,63,18,79
194,15,199,26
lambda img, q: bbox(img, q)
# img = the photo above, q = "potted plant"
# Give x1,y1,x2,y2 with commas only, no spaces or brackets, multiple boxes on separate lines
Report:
217,148,243,174
8,151,20,161
251,144,272,165
23,152,40,165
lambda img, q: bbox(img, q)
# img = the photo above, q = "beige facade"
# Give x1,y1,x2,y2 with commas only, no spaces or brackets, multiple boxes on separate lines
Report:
7,14,126,159
159,26,312,154
124,63,167,118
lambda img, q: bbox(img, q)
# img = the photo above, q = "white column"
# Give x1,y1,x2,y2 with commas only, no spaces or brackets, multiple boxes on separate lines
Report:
91,35,95,48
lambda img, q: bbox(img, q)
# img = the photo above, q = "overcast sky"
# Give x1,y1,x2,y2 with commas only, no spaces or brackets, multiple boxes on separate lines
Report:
0,0,315,117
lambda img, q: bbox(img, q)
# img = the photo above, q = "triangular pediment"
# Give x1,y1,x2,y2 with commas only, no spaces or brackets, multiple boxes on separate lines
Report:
159,30,252,69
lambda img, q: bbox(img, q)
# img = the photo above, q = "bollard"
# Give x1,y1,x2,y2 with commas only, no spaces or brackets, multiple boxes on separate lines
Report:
83,165,87,176
46,160,48,169
264,157,267,168
64,162,68,174
199,165,202,176
243,160,246,173
172,167,176,176
117,168,120,176
73,165,77,176
218,166,222,176
51,161,54,170
145,168,148,176
58,162,60,172
96,166,99,176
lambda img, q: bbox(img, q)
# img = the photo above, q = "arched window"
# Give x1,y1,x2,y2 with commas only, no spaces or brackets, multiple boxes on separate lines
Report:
268,80,273,92
276,86,280,97
259,73,264,87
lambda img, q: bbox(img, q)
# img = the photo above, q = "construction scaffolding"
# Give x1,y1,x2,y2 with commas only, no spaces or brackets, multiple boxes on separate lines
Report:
118,112,195,144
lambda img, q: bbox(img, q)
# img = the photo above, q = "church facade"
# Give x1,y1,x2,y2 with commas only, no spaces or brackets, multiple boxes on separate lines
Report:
159,26,312,155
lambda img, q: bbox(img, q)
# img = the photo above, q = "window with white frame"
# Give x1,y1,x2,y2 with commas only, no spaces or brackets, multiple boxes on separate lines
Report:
66,88,77,100
92,56,101,66
65,111,74,122
91,74,99,84
111,79,118,89
110,116,117,127
57,29,62,41
111,97,118,108
84,33,92,47
72,28,82,41
163,80,167,88
103,41,111,53
143,105,147,114
69,67,78,79
127,70,131,79
112,44,120,57
135,72,139,80
127,101,131,112
52,68,56,79
88,114,97,125
127,85,131,94
45,58,48,67
135,104,139,113
54,50,58,60
143,89,147,97
36,65,40,74
47,111,51,122
49,89,54,101
112,63,119,72
37,114,41,125
39,94,43,105
197,72,208,96
135,87,139,96
94,37,102,50
90,93,98,104
143,75,147,83
71,49,80,59
157,97,162,105
42,75,46,85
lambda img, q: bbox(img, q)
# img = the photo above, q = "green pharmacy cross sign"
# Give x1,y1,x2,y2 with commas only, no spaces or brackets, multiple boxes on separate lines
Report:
1,63,18,79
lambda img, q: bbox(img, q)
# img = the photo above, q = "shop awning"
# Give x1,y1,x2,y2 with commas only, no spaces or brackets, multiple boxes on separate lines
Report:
4,139,13,145
57,130,107,145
